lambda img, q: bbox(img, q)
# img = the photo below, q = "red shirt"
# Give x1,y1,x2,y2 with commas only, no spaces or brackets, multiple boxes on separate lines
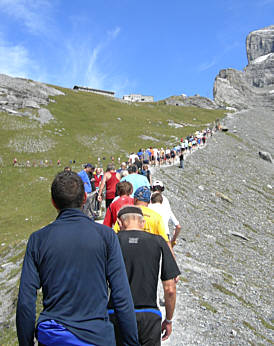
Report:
106,172,120,199
103,196,134,227
94,174,102,189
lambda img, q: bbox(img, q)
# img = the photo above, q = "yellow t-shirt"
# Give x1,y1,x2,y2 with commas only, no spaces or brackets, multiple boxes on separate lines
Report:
113,205,169,242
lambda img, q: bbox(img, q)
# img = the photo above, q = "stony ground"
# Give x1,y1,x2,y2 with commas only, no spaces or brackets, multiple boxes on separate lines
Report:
156,107,273,345
1,107,273,345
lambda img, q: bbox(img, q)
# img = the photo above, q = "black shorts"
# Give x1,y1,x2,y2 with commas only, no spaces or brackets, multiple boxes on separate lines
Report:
110,311,161,346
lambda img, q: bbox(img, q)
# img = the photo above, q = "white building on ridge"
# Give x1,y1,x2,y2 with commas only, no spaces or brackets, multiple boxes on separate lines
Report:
123,94,154,103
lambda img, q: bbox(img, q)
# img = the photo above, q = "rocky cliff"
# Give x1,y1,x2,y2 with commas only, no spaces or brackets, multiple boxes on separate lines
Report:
214,25,274,110
164,94,219,110
0,74,64,124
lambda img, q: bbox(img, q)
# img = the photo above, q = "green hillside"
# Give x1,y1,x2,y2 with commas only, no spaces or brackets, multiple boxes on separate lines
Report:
0,87,225,242
0,86,225,343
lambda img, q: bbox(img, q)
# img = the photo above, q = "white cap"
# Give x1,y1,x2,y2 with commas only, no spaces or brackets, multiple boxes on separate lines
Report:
152,180,164,187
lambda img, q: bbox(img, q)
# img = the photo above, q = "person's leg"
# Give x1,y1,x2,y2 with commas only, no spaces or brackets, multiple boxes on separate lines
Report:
82,193,95,219
106,198,113,209
137,312,161,346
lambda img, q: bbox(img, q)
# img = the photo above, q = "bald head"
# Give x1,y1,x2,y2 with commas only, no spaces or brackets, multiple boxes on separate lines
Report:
117,206,145,231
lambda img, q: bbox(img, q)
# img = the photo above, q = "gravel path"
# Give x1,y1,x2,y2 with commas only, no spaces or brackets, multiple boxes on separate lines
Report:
155,108,273,345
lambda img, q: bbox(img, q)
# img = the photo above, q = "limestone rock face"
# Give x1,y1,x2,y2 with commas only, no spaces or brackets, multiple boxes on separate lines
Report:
165,94,219,109
0,74,64,124
214,26,274,110
246,26,274,63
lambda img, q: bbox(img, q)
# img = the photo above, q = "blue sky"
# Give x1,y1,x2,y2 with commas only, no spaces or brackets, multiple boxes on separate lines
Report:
0,0,273,100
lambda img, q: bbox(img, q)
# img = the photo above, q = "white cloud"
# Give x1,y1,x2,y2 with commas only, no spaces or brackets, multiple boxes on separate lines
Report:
0,37,38,77
198,58,217,72
0,0,53,35
62,26,128,94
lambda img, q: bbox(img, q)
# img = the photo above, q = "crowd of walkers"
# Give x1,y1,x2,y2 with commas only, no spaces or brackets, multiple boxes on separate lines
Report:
16,127,215,346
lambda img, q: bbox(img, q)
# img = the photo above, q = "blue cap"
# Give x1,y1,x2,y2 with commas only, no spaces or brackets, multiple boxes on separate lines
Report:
134,186,151,202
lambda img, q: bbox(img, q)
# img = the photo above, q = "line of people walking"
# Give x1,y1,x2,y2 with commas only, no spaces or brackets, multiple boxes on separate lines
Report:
16,126,215,345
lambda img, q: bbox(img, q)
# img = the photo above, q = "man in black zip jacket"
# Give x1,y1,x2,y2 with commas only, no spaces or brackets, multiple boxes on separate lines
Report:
16,171,139,346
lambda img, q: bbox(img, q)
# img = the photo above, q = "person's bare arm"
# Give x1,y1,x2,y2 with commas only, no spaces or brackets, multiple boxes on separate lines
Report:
171,224,181,247
98,173,109,201
161,279,176,341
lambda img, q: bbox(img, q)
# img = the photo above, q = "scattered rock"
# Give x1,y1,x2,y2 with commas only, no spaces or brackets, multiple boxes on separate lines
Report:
259,151,273,163
215,191,233,203
168,121,183,128
139,135,160,142
229,231,249,241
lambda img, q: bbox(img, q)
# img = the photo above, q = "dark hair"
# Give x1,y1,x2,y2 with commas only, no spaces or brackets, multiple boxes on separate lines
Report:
151,192,163,204
116,181,133,196
51,171,85,210
106,163,115,172
152,185,164,192
128,165,137,173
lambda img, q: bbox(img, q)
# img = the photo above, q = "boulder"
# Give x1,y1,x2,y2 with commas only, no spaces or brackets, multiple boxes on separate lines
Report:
259,151,273,163
0,74,64,123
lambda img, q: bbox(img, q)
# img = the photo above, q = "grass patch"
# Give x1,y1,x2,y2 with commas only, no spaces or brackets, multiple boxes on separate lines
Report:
199,299,217,313
243,223,258,233
212,283,251,308
259,317,274,330
222,272,234,283
243,321,273,344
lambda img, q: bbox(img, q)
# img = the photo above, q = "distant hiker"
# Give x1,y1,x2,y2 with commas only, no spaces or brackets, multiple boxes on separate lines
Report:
94,167,103,190
57,159,61,166
134,157,142,172
98,163,120,208
179,149,185,169
117,162,128,178
143,149,150,164
109,205,180,345
149,192,170,239
13,157,17,166
137,148,143,161
141,164,152,186
120,165,150,196
78,163,96,218
129,152,139,165
16,171,139,346
152,180,181,247
103,181,134,227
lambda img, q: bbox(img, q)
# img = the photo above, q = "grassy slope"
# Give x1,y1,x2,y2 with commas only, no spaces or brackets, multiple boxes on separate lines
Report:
0,87,225,241
0,86,225,343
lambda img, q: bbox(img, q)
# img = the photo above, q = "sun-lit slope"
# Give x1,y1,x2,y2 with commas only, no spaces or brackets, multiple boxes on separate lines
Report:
0,87,225,243
45,87,225,162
